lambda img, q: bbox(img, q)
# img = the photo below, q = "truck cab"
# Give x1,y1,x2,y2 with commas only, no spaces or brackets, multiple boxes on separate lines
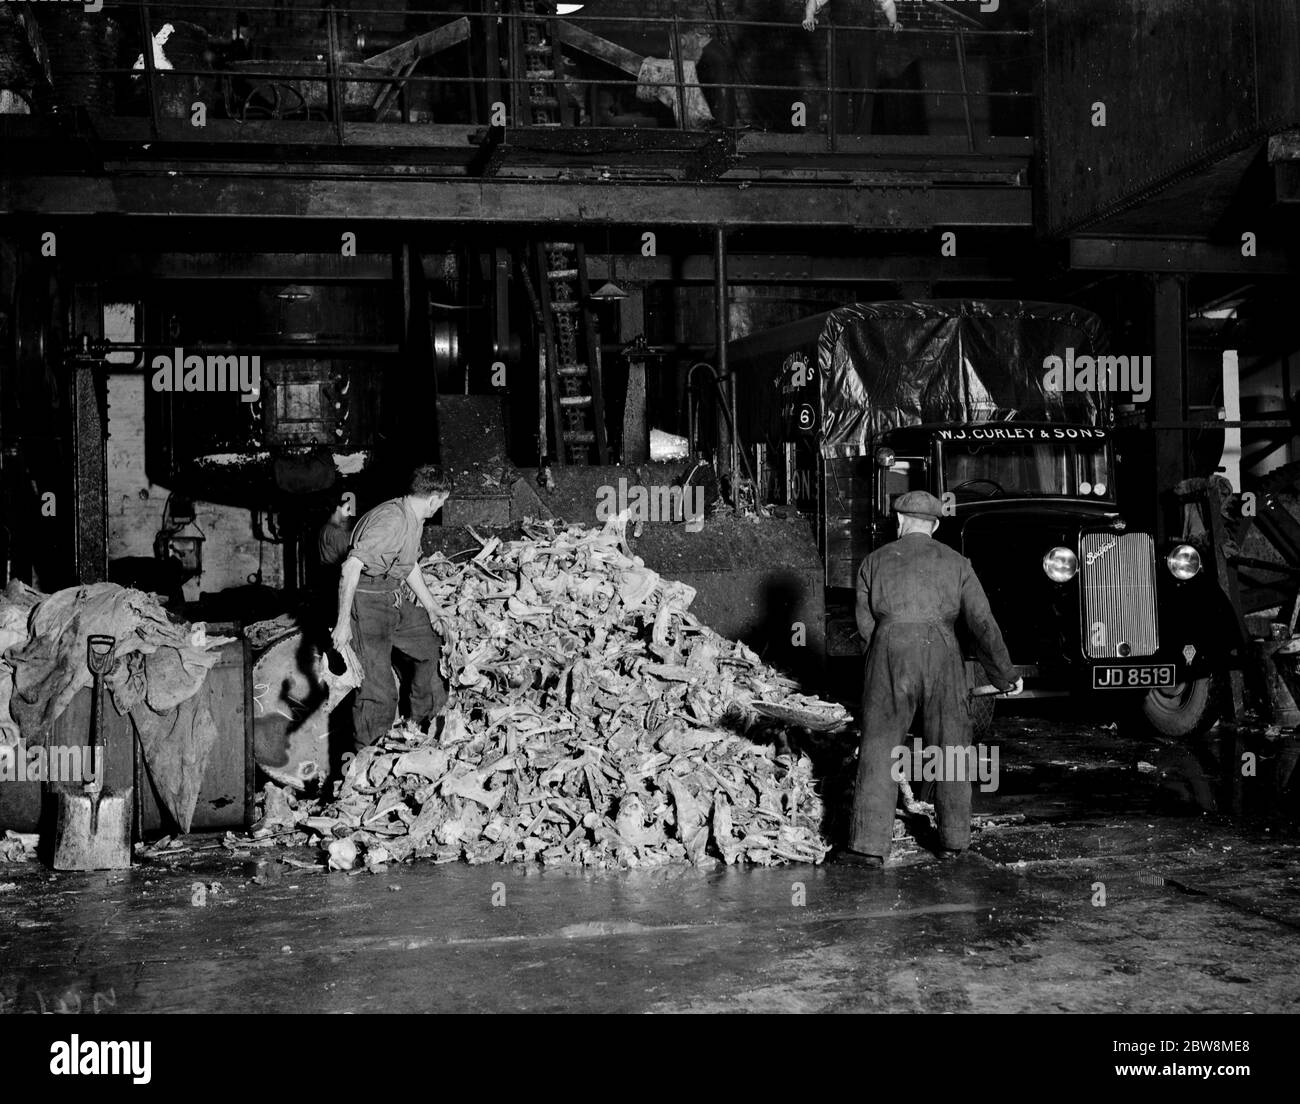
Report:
730,300,1237,738
873,422,1231,735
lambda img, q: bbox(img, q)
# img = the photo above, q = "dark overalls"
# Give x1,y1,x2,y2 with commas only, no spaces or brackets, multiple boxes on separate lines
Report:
851,532,1016,857
830,0,881,136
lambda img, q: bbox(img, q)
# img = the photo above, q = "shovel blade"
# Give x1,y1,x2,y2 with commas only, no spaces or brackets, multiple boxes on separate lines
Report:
52,789,133,871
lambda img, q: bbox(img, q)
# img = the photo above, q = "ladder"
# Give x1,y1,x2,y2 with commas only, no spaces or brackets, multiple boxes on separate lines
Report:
506,9,605,466
531,241,609,465
518,0,566,127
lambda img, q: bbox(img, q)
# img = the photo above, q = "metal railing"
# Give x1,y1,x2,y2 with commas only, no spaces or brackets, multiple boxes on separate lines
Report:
7,1,1036,152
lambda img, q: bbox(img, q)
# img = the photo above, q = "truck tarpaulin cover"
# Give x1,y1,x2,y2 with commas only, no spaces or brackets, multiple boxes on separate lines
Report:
816,301,1106,458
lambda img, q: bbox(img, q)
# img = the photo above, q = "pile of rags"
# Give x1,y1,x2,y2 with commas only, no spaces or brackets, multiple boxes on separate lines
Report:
4,583,230,831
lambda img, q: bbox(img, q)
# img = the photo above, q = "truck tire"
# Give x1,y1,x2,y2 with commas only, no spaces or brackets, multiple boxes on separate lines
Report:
969,694,996,739
1140,676,1216,739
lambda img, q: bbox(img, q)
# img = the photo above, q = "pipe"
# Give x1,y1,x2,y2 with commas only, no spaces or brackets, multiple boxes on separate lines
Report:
686,361,759,492
325,1,345,145
713,226,739,491
685,359,716,450
137,1,161,141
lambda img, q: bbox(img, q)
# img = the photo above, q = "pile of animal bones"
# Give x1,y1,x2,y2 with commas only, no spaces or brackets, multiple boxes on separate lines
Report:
296,519,850,870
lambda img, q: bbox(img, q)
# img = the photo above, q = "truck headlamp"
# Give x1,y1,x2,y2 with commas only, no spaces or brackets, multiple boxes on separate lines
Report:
1166,544,1201,580
874,447,895,469
1042,546,1078,582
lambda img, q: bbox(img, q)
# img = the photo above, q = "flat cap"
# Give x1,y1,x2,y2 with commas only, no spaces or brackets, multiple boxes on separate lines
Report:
894,490,944,519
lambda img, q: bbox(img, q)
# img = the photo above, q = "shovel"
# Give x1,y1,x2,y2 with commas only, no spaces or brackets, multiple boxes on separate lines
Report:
52,635,133,871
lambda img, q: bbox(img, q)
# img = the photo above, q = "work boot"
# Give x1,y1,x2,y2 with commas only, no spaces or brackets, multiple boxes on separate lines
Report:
936,847,968,863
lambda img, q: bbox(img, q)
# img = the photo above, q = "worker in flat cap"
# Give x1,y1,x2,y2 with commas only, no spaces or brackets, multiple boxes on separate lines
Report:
839,488,1021,867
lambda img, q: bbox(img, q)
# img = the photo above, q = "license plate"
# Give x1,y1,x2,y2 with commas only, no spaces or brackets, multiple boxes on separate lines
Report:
1091,664,1175,690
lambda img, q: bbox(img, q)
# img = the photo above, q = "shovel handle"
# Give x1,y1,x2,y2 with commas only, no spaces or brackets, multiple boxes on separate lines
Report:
86,636,116,761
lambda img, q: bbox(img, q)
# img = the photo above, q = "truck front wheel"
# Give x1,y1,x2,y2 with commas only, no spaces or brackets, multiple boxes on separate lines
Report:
1140,676,1216,738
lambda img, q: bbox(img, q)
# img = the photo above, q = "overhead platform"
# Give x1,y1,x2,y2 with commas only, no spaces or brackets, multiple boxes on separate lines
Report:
0,171,1030,230
0,0,1032,231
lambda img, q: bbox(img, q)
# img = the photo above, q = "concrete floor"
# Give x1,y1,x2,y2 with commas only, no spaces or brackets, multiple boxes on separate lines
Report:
2,709,1298,1014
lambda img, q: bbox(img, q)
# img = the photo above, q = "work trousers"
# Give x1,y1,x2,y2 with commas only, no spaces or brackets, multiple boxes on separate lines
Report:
350,589,445,751
850,621,974,857
832,23,880,136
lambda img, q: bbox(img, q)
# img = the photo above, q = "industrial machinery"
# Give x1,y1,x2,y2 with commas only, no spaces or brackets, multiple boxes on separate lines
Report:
730,300,1241,737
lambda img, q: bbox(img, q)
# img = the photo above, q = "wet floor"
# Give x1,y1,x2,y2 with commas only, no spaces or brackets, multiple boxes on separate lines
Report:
2,711,1298,1014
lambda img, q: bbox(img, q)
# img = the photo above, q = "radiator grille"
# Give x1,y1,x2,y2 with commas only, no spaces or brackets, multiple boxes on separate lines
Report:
1080,531,1159,658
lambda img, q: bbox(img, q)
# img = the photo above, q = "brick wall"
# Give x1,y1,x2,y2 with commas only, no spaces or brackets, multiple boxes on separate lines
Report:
897,0,968,31
106,372,284,601
580,0,964,40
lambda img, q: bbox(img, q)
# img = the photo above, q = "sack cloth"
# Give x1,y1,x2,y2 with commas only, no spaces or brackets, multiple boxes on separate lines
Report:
8,583,230,831
0,581,43,745
635,57,713,129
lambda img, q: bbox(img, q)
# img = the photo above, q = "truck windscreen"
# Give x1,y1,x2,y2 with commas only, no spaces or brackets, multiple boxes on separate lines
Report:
941,439,1113,500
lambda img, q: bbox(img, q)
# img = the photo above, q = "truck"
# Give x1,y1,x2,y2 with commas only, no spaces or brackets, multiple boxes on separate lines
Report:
730,300,1236,737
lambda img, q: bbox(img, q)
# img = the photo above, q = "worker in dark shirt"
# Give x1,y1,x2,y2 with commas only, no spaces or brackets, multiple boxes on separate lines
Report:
330,465,451,750
842,489,1021,867
315,492,355,678
317,493,354,584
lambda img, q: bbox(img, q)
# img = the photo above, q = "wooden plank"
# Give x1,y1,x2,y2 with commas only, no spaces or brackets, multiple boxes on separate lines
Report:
191,634,251,831
621,296,649,464
1070,237,1296,275
363,18,472,71
622,357,648,463
88,118,483,148
0,174,1032,228
553,21,643,77
370,58,421,122
588,252,1018,283
72,296,107,584
135,635,252,833
737,132,1032,158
